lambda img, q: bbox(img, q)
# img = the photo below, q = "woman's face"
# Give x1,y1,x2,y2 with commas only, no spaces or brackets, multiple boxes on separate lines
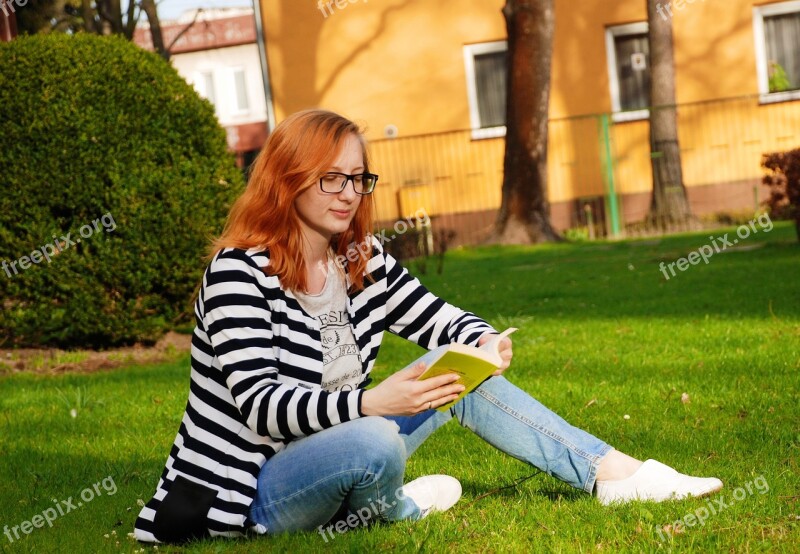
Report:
295,133,364,247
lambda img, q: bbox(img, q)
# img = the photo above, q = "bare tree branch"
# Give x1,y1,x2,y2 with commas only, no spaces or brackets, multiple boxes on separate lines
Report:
123,0,139,39
166,8,204,52
96,0,116,29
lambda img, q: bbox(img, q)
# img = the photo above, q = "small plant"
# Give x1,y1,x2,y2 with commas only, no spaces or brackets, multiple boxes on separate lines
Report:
564,226,590,242
434,229,456,275
56,385,101,417
768,61,794,93
700,210,762,227
762,148,800,240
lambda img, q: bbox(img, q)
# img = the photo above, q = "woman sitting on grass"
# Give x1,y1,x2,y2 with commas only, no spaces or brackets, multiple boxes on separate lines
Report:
134,109,723,544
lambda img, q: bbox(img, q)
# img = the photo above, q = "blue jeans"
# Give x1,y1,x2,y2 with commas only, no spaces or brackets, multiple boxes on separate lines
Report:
248,376,611,535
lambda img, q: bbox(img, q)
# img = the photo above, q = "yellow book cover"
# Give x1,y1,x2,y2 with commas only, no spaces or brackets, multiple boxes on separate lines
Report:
414,328,517,412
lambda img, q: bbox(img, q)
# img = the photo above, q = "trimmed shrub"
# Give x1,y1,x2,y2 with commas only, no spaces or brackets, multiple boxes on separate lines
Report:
0,34,244,348
762,148,800,241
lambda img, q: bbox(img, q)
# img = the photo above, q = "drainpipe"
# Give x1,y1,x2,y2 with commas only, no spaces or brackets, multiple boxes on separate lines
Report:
251,0,276,133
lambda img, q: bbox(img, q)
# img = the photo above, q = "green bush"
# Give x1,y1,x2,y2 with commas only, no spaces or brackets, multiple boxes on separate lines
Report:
762,147,800,241
0,34,244,348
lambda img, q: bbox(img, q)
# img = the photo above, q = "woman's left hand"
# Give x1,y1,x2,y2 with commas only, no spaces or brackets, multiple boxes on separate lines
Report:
478,332,513,376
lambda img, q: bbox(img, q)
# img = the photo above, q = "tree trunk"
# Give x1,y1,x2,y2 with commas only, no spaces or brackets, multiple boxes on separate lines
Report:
647,0,691,227
80,0,96,33
141,0,169,60
107,0,124,34
491,0,560,244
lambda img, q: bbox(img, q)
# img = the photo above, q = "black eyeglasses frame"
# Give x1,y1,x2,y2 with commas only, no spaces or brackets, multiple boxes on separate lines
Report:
318,172,379,195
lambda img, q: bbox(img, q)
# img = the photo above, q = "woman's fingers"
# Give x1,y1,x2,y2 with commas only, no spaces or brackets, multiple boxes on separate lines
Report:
425,393,462,411
404,361,428,378
410,362,460,389
419,382,465,411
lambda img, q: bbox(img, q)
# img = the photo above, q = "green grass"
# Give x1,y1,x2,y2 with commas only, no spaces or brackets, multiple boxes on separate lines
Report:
1,222,798,553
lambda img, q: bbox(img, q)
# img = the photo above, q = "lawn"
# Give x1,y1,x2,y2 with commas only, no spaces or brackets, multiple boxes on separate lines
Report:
1,222,798,553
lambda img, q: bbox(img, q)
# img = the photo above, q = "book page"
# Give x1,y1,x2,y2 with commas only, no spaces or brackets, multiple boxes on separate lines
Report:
479,327,518,359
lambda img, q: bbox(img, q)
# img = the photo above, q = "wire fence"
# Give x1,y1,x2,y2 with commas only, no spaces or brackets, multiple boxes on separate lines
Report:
368,94,800,246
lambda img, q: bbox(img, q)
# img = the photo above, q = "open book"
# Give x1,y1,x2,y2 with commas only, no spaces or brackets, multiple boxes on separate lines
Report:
412,328,518,412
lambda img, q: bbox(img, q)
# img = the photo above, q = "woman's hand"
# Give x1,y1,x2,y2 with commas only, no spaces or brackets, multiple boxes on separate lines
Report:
478,332,513,376
361,362,465,417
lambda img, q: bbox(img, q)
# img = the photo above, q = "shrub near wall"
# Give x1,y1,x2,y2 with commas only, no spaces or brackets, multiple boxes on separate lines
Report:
0,34,244,348
762,148,800,241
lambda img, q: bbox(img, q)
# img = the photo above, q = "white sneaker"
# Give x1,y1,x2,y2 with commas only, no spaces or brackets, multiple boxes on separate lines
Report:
595,459,723,505
400,475,462,519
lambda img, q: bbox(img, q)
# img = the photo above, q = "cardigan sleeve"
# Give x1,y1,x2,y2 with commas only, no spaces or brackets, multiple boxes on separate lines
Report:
201,249,363,442
378,239,497,349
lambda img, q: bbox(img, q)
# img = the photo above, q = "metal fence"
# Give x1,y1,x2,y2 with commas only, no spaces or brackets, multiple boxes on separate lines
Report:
368,94,800,246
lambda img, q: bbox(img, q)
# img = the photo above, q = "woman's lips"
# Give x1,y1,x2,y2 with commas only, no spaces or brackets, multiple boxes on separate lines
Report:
331,209,351,218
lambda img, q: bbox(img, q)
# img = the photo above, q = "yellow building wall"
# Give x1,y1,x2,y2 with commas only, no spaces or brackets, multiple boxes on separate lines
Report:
260,0,507,137
259,0,800,221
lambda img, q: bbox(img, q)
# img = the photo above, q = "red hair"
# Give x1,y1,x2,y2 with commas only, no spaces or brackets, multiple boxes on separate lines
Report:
210,109,375,292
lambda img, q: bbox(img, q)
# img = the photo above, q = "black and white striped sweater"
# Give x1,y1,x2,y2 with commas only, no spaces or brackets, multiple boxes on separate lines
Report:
133,236,495,543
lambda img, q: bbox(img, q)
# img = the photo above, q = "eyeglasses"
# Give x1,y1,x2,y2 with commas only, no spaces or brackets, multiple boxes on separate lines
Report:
319,172,379,195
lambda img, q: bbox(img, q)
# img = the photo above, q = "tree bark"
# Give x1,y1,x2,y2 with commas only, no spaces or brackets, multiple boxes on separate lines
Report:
141,0,168,60
80,0,96,33
123,0,140,40
646,0,691,227
492,0,559,244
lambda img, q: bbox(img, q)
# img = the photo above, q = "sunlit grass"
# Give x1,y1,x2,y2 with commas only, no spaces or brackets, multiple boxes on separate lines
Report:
0,222,797,553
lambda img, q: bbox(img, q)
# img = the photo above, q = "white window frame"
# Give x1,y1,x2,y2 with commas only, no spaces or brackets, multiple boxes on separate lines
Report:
463,40,507,140
194,70,217,110
605,22,650,123
753,0,800,104
231,67,251,115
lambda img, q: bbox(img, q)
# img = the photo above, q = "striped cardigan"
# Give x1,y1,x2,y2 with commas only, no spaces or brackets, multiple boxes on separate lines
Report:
133,236,495,543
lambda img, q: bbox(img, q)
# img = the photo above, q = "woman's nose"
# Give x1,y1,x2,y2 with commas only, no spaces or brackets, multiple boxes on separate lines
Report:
338,178,360,201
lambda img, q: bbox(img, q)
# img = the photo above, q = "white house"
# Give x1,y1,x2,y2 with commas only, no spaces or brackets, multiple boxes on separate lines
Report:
134,8,271,168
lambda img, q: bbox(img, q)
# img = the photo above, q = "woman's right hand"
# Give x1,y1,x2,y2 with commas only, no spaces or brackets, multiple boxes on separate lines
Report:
360,362,465,416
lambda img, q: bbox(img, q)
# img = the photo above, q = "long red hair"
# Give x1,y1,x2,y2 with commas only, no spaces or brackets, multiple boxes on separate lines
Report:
210,109,375,292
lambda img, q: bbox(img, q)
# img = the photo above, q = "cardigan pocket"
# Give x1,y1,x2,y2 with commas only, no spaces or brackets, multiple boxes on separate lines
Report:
153,475,217,544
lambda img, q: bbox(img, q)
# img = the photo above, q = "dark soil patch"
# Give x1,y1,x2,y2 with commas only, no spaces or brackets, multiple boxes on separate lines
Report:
0,331,192,375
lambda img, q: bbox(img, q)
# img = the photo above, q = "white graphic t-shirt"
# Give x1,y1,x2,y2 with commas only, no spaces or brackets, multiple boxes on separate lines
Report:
294,260,363,392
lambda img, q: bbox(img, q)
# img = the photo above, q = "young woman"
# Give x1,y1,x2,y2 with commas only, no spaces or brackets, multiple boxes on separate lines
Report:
134,110,722,544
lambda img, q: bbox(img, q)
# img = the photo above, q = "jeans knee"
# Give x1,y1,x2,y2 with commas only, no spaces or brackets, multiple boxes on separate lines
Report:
348,417,406,475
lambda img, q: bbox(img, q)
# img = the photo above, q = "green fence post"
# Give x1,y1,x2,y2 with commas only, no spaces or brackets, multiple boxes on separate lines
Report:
599,113,621,238
754,184,759,213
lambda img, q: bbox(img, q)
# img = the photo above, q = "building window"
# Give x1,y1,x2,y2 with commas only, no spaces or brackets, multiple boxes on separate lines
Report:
233,68,250,112
605,22,650,122
464,41,507,139
754,1,800,103
195,71,217,110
